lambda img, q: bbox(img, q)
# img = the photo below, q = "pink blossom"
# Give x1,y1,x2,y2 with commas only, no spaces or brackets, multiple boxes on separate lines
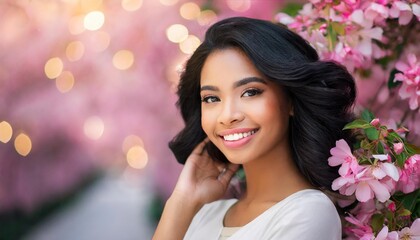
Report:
364,2,389,23
394,53,420,110
397,154,420,193
328,139,359,176
375,225,399,240
393,142,404,154
345,214,375,239
390,1,415,25
332,155,398,202
398,218,420,239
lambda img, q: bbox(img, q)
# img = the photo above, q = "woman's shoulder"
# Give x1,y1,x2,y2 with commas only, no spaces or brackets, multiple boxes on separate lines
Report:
259,189,341,239
274,189,338,217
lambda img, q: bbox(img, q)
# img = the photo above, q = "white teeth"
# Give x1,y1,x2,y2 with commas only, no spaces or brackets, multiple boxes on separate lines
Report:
223,130,256,141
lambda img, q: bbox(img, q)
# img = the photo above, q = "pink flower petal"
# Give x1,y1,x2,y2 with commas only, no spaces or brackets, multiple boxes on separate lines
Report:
367,180,390,202
380,163,400,181
410,218,420,235
356,182,373,202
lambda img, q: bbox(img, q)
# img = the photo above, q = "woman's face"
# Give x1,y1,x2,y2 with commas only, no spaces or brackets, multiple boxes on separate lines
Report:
200,48,292,165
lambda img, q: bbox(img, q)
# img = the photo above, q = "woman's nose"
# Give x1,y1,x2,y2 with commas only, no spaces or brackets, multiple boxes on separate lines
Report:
217,100,245,125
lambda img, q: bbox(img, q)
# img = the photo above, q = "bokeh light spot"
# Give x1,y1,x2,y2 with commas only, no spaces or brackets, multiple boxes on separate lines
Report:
56,71,75,93
159,0,178,6
179,35,201,54
14,133,32,156
197,10,217,26
122,135,144,153
0,121,13,143
112,50,134,70
44,57,64,79
66,41,85,61
126,145,148,169
84,116,104,140
84,11,105,31
166,24,188,43
122,0,143,11
226,0,251,12
180,2,201,20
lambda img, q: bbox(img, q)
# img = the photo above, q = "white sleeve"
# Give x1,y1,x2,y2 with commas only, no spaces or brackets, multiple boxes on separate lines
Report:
267,194,342,240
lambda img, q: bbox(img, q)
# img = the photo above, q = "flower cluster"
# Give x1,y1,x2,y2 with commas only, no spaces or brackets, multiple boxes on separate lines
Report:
277,0,420,113
329,111,419,239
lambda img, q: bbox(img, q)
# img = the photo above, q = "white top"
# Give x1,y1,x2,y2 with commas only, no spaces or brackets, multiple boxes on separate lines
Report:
219,227,241,240
184,189,341,240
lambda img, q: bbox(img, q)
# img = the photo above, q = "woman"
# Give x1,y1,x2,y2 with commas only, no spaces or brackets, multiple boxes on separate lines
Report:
153,17,355,240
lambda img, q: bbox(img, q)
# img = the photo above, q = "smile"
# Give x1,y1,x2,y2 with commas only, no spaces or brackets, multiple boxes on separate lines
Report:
222,129,257,141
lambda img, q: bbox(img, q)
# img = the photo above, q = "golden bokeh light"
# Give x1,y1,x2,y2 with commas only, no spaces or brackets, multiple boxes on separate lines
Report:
197,10,217,26
56,71,75,93
112,50,134,70
166,24,188,43
159,0,178,6
180,2,201,20
122,134,144,153
14,133,32,157
66,41,85,61
68,15,85,35
126,145,148,169
90,31,110,52
84,11,105,31
179,35,201,54
226,0,251,12
122,0,143,11
84,116,105,140
0,121,13,143
44,57,64,79
81,0,103,12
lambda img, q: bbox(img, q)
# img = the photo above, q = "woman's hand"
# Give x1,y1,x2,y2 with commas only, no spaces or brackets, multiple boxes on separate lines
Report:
153,139,239,240
172,139,240,206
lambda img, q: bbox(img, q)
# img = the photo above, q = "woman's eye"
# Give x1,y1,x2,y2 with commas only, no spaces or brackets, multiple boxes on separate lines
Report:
201,96,219,103
242,89,262,97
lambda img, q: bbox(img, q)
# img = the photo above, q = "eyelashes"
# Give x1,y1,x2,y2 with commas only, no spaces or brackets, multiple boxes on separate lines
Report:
201,88,264,103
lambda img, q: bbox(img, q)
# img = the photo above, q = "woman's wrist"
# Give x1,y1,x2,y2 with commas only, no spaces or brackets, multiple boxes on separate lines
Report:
168,191,204,214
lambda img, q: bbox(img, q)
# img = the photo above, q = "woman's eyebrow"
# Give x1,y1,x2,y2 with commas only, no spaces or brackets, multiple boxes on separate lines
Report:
200,77,267,92
233,77,267,88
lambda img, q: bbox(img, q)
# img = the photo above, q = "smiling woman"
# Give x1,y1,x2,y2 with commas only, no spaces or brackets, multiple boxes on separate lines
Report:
153,17,356,240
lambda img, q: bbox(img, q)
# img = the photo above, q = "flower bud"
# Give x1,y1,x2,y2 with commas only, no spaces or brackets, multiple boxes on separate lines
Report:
393,142,404,154
370,118,380,127
387,201,396,212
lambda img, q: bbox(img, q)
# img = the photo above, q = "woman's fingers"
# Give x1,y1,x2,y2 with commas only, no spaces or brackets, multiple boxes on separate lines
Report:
218,163,240,187
191,138,210,156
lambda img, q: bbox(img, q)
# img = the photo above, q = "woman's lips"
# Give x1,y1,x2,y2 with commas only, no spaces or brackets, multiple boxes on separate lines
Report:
218,128,259,149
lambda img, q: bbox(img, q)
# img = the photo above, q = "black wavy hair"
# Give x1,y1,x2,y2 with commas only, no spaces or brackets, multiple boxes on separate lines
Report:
169,17,356,191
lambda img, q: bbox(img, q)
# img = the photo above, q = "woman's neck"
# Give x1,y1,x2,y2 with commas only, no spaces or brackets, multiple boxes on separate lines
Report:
240,145,313,204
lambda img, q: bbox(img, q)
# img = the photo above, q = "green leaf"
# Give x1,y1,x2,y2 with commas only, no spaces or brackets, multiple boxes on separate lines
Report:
377,142,385,154
281,3,303,17
394,189,420,215
395,153,406,167
388,68,402,89
343,119,371,130
361,110,375,122
365,127,380,140
371,213,385,233
331,22,345,35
